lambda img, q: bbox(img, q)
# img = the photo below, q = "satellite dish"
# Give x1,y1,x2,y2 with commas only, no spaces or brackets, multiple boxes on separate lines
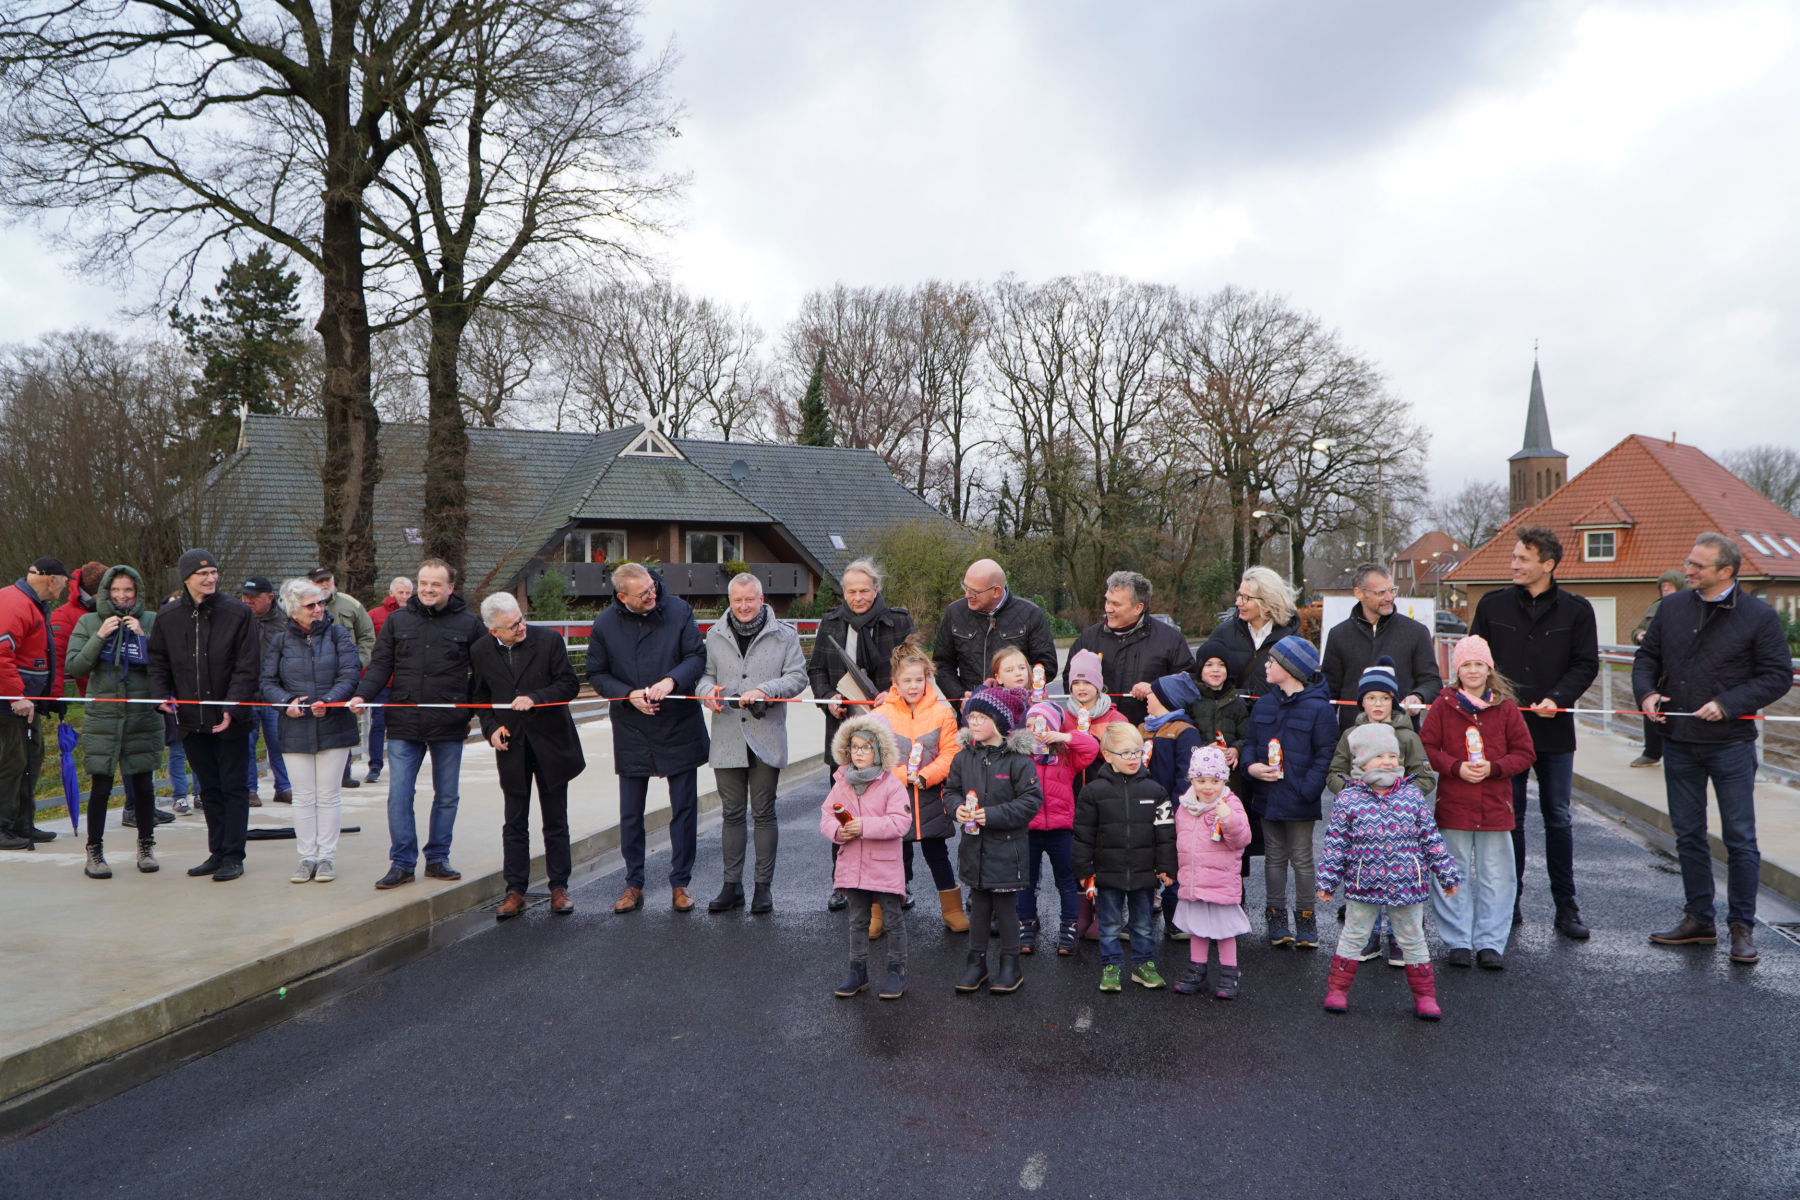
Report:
729,459,751,483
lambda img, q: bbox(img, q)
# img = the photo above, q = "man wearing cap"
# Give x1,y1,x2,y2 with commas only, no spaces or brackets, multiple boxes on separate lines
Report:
308,568,375,791
148,549,262,881
0,557,70,850
240,576,290,806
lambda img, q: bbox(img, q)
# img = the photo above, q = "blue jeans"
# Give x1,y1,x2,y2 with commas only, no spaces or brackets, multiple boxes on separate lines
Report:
167,739,189,800
367,687,389,772
619,770,699,890
385,739,463,871
246,704,290,795
1433,828,1518,953
1663,740,1760,928
1017,829,1078,926
1095,886,1157,967
1512,750,1576,905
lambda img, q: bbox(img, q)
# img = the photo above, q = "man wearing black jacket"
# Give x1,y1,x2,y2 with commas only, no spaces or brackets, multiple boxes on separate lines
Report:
932,559,1058,703
147,549,261,881
1063,571,1193,725
1468,526,1599,940
1636,533,1794,965
348,559,484,890
471,593,585,919
1321,564,1441,731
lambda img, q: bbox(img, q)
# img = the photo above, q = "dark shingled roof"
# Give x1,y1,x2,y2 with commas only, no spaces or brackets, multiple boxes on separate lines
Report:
207,416,961,595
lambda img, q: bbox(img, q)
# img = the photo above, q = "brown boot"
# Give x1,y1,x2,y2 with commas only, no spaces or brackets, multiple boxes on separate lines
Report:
496,890,527,920
938,888,970,933
613,886,644,913
672,886,695,912
869,901,884,939
550,887,574,915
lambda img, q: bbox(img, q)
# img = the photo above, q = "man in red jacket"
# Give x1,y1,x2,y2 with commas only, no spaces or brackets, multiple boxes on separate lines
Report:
363,575,412,783
0,557,69,849
51,562,106,698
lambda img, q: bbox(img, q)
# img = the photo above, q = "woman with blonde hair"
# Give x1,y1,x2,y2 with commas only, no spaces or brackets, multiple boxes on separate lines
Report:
1197,566,1299,702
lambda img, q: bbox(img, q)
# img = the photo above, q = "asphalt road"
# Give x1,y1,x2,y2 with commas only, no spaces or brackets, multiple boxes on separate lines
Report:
6,777,1800,1200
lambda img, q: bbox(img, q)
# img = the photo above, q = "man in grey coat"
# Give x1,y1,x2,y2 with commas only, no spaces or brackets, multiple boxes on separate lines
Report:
699,573,808,914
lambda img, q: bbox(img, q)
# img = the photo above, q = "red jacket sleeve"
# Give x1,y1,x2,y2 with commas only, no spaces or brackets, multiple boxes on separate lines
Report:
1492,700,1537,780
0,596,25,697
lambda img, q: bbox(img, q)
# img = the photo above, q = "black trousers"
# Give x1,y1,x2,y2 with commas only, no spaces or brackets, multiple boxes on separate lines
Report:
502,738,572,893
1642,715,1663,761
182,729,251,863
88,771,154,848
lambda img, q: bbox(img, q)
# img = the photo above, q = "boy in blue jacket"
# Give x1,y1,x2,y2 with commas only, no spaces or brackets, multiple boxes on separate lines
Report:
1242,636,1339,949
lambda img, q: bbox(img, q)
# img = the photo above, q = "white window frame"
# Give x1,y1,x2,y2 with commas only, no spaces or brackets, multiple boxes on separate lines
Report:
565,529,627,565
1584,530,1616,563
686,531,743,564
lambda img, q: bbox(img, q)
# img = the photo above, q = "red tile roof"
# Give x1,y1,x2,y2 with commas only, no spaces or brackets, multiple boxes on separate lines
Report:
1447,434,1800,583
1396,530,1465,562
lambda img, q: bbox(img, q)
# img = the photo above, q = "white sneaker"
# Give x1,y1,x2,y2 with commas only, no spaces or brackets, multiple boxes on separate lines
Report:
173,798,192,815
291,859,316,883
313,859,335,883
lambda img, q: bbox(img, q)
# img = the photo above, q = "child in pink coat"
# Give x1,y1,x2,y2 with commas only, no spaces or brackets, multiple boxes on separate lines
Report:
1064,648,1128,942
821,715,914,1000
1172,746,1253,999
1018,700,1100,956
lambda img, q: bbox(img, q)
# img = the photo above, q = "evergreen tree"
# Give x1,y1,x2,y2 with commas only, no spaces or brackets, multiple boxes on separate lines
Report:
796,346,833,447
170,245,307,452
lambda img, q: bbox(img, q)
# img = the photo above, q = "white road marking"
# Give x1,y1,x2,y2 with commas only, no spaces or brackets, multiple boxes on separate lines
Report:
1074,1006,1092,1031
1020,1153,1047,1190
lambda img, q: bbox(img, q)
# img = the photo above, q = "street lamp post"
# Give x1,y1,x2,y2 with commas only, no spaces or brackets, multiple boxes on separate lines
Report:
1252,509,1295,591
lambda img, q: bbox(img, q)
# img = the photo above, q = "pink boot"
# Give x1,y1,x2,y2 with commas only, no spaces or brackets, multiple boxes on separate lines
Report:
1405,962,1441,1020
1322,954,1359,1013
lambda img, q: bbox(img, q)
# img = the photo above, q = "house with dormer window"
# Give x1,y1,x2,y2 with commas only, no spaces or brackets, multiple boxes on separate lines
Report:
202,415,961,613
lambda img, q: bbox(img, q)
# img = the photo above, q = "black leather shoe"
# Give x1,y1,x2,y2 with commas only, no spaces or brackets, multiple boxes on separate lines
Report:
990,954,1024,994
750,883,773,914
954,952,989,993
1476,948,1505,970
424,861,462,881
0,830,30,851
827,890,848,911
375,866,415,890
211,859,244,882
1446,947,1473,968
1554,902,1590,940
187,854,223,877
1729,923,1759,964
27,826,57,842
708,882,745,913
1650,913,1716,945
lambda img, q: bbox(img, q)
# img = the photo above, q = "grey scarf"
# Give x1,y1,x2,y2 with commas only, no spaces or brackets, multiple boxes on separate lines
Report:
728,606,769,641
845,763,885,794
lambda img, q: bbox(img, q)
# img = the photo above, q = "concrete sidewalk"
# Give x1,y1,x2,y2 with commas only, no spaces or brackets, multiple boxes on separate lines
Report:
0,706,826,1127
1574,729,1800,905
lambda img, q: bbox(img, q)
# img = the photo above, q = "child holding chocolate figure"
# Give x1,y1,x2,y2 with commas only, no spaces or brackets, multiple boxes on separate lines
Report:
1171,746,1252,999
821,716,915,1000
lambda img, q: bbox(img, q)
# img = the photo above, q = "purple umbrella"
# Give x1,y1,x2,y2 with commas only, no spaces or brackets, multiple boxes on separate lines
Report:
58,719,80,833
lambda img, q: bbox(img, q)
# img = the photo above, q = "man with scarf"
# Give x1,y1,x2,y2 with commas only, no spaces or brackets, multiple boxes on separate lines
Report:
1063,571,1194,726
807,559,915,911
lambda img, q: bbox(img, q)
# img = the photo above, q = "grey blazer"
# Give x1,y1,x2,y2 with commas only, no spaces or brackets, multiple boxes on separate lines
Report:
699,608,809,770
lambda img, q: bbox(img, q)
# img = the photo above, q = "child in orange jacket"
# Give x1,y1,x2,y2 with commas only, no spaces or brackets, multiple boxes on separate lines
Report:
871,635,966,932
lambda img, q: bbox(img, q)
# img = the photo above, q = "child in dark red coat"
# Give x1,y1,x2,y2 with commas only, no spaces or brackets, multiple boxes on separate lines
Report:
1420,635,1536,971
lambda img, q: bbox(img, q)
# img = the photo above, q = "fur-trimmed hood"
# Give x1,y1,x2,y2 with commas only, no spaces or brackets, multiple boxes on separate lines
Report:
831,712,900,770
956,726,1039,755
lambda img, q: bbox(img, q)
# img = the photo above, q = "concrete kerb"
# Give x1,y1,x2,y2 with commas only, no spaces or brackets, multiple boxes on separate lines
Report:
1572,770,1800,909
0,752,829,1142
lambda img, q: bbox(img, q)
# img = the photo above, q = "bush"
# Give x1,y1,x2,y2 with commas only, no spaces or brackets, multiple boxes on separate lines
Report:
1030,595,1079,638
858,519,981,631
783,591,836,619
529,568,570,620
723,559,750,579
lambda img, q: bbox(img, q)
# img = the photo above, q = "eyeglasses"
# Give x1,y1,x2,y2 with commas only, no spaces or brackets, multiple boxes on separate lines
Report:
1234,592,1259,604
1682,558,1717,571
1359,586,1397,598
962,583,1000,597
301,600,324,610
1108,749,1144,761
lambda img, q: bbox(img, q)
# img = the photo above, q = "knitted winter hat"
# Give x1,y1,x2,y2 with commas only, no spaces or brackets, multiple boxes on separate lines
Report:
1150,671,1200,712
176,548,220,581
76,561,107,596
1189,745,1229,781
1025,701,1063,733
1348,722,1401,768
1193,638,1234,673
1451,634,1495,672
1267,635,1320,683
1357,655,1399,701
966,685,1028,736
1066,649,1105,693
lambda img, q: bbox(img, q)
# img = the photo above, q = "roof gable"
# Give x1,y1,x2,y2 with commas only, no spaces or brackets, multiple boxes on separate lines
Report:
1449,434,1800,583
1571,497,1634,528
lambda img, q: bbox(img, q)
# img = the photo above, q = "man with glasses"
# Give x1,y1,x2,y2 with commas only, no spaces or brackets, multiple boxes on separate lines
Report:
471,592,584,919
1637,532,1793,966
147,550,262,880
1321,563,1441,733
931,558,1058,706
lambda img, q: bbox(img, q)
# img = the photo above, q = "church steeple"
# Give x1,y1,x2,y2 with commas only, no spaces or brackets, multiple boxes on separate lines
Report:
1508,356,1568,513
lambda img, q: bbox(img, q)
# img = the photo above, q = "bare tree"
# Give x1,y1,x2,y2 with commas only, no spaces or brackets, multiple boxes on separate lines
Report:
1722,444,1800,517
361,0,680,577
1430,479,1511,548
0,0,485,595
779,285,923,472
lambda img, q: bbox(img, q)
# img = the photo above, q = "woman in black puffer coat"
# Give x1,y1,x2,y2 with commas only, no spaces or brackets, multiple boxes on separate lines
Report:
261,578,362,883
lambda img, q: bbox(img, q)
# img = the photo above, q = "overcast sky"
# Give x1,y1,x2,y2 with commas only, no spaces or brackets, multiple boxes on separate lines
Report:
3,0,1797,497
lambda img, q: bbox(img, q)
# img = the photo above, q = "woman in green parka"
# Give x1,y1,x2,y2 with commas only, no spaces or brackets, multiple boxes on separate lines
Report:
66,566,164,879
